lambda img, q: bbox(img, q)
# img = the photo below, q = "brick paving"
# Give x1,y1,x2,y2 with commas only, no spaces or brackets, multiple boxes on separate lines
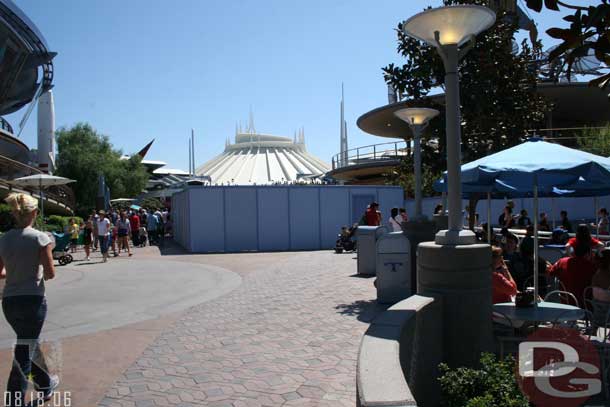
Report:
98,251,387,406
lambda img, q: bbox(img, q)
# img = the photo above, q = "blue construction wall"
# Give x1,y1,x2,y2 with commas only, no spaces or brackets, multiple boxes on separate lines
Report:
172,185,404,253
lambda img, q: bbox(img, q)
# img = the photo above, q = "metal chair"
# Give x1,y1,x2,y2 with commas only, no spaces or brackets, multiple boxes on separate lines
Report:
544,290,579,307
493,310,526,360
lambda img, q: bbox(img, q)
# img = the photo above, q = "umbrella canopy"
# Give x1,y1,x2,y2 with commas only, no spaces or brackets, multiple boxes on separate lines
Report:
11,174,75,188
460,138,610,193
110,198,134,203
434,138,610,197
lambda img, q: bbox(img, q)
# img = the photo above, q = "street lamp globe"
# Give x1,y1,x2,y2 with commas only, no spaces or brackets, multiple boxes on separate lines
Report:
402,5,496,48
394,108,440,127
394,107,440,220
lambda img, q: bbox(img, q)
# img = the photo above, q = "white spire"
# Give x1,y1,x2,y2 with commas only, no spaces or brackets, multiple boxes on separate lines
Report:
247,106,256,134
340,83,349,166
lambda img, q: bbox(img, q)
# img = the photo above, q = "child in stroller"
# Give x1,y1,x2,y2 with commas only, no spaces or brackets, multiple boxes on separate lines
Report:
335,224,357,253
51,232,73,265
138,226,148,247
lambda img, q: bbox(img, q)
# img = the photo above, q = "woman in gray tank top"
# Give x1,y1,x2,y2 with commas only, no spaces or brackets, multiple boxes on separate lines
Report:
0,193,59,406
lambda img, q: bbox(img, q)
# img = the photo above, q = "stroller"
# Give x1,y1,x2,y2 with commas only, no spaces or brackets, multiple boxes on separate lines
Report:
334,225,357,254
52,232,74,265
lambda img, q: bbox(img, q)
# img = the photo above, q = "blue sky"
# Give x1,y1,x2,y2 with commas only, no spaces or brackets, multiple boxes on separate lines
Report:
6,0,599,171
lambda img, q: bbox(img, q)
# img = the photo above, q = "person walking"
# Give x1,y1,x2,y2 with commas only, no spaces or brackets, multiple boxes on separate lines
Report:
0,193,59,406
96,211,111,262
129,210,140,247
388,207,402,232
92,210,99,251
68,218,79,253
82,218,94,261
147,210,159,245
117,211,132,256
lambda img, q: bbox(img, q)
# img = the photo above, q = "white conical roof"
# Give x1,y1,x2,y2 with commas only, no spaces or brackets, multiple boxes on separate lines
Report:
195,131,329,185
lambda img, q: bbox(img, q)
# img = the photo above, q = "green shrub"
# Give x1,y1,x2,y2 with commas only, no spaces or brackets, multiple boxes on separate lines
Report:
439,353,528,407
46,215,84,229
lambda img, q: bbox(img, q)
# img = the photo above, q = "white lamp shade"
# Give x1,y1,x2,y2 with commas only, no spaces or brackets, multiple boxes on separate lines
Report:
394,107,440,126
403,5,496,47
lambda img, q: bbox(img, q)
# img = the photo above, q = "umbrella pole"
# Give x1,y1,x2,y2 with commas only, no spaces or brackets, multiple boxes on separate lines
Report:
533,177,539,305
40,178,44,230
487,192,491,244
551,198,555,230
595,197,599,238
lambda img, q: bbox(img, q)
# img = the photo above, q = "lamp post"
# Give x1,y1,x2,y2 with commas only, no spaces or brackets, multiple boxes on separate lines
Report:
402,5,496,369
402,5,495,245
394,108,439,220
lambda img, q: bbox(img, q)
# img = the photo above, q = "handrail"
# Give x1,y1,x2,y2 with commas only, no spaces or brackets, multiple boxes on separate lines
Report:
332,140,409,170
0,154,75,212
0,117,13,134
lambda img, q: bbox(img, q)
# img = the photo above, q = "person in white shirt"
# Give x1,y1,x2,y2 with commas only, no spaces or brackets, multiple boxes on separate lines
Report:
96,210,111,262
388,207,402,232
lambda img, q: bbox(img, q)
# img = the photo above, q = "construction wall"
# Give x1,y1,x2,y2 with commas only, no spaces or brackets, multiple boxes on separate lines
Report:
172,185,404,253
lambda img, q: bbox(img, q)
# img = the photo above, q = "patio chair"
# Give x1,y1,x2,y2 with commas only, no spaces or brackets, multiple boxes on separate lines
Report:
583,286,610,337
584,306,610,400
544,290,579,307
493,310,526,360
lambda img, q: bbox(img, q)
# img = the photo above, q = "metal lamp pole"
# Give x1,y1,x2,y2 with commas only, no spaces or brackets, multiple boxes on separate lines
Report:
395,108,439,220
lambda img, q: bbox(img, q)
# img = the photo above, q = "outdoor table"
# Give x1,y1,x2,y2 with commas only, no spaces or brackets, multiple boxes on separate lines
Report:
493,301,584,324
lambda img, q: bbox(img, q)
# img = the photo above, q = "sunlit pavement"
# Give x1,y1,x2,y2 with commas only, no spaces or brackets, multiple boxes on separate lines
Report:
96,246,385,407
1,242,386,406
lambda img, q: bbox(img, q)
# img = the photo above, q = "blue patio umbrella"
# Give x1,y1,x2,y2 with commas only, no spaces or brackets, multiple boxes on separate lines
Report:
435,138,610,302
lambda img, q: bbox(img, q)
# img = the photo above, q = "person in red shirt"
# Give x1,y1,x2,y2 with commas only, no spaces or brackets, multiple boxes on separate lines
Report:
548,242,597,306
365,202,381,226
566,225,604,257
492,246,518,304
129,211,141,247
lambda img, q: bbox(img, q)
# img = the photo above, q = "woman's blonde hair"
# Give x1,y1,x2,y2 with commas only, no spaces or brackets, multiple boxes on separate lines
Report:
5,193,38,225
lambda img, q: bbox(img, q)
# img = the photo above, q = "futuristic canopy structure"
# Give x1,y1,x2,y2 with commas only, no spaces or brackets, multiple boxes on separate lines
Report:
0,0,55,116
196,120,329,185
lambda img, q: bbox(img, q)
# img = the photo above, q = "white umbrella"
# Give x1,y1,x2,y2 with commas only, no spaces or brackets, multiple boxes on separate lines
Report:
110,198,134,203
11,174,76,223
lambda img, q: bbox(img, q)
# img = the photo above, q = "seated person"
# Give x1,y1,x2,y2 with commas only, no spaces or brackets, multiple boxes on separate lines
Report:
517,209,531,229
501,233,527,289
550,227,569,245
566,225,604,257
548,243,597,306
592,248,610,302
492,246,518,304
498,206,515,229
539,212,551,232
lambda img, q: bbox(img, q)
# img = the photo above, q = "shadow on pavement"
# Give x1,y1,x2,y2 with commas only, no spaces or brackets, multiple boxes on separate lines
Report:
157,239,190,256
335,299,389,323
349,273,375,279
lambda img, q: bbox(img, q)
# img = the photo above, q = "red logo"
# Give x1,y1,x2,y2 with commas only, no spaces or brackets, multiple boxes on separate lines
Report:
516,327,601,407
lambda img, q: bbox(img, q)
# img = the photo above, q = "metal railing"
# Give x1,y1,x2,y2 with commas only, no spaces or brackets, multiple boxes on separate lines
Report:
0,117,13,134
331,140,409,170
0,154,75,211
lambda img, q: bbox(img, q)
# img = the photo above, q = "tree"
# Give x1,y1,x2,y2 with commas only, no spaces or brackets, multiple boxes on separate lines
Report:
577,123,610,155
525,0,610,94
382,0,550,209
55,123,149,215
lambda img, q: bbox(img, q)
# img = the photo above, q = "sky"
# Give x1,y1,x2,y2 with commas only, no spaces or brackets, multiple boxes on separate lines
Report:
6,0,602,171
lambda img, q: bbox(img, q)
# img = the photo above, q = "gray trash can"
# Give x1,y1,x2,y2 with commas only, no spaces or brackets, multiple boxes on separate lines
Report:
375,232,411,304
356,226,388,275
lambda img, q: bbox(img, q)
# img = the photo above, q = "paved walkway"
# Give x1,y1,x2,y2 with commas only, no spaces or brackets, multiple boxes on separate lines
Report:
98,249,384,406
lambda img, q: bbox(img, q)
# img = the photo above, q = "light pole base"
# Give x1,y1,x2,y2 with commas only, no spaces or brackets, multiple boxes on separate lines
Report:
434,229,476,245
418,241,493,368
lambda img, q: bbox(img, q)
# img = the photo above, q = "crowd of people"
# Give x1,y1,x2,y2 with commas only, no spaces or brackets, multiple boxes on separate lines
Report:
358,202,409,232
64,206,172,263
492,224,610,308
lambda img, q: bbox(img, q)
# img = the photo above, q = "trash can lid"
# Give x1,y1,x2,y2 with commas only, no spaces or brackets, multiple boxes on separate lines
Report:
376,233,410,253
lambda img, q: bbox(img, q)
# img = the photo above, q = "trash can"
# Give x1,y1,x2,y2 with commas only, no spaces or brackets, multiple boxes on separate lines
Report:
375,232,411,304
356,226,388,276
